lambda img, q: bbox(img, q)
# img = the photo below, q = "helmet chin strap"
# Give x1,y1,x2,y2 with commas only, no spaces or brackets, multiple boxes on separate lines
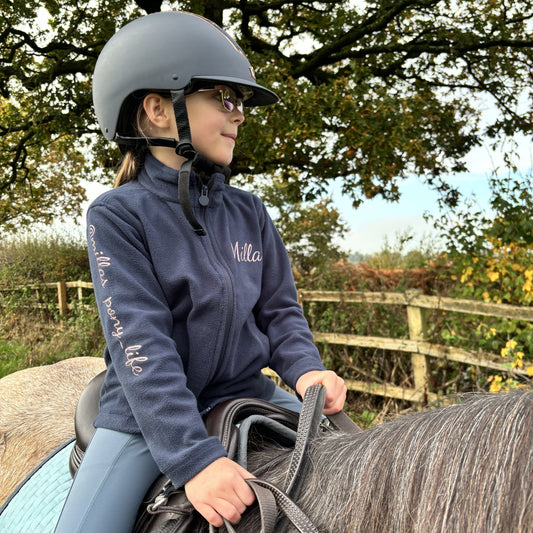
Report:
171,89,207,236
171,90,232,236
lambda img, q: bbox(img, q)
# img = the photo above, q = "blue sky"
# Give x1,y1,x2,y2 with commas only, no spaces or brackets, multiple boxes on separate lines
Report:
334,135,532,256
333,175,489,256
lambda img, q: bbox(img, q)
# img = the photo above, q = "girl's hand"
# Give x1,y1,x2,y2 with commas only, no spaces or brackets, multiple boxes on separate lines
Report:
184,457,255,527
296,370,347,415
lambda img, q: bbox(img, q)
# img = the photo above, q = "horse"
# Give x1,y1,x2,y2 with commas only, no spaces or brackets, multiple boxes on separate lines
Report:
239,388,533,532
0,356,105,504
1,357,532,532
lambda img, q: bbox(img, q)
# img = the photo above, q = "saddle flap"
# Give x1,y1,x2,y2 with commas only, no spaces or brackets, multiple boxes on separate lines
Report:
69,370,105,476
74,370,105,445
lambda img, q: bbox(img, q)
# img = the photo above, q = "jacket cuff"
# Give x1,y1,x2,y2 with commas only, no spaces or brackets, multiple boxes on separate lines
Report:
162,436,228,488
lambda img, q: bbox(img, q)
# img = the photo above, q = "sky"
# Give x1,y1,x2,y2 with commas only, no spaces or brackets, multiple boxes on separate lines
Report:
333,134,533,256
333,88,533,256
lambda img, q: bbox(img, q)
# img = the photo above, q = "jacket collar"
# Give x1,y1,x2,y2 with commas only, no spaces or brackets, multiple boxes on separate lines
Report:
138,153,227,206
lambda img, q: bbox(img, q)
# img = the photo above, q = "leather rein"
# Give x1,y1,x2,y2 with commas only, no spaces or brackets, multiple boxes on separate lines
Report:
220,385,359,533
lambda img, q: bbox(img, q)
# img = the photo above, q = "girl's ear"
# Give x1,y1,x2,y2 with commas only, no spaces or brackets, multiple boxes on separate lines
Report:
143,93,172,130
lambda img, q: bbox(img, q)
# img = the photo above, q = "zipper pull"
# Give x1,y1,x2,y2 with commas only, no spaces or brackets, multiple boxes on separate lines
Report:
199,184,209,207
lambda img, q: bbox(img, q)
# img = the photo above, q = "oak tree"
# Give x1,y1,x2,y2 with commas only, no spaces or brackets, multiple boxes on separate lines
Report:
2,0,532,248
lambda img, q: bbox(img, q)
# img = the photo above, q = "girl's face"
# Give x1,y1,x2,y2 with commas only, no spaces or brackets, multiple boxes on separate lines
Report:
186,85,245,167
145,85,245,170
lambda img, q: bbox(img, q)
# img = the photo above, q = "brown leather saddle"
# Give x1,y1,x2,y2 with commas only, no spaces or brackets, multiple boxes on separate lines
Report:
70,371,360,532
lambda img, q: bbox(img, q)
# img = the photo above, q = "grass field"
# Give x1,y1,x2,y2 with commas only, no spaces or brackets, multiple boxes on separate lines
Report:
0,310,105,379
0,338,31,379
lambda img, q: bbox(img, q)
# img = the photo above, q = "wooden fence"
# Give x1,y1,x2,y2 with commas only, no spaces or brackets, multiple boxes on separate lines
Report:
298,289,533,404
2,281,532,404
0,280,94,315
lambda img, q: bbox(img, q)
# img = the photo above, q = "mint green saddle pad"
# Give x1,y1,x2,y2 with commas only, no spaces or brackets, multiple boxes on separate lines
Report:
0,440,74,533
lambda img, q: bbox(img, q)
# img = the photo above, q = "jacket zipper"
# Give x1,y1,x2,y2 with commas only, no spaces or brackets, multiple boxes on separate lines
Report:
199,184,209,206
196,177,235,383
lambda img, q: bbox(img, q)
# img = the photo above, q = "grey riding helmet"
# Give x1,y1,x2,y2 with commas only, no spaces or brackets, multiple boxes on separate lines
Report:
92,11,279,236
92,10,279,147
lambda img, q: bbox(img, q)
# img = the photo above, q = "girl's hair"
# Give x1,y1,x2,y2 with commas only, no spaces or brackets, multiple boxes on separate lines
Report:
114,98,150,188
114,148,147,188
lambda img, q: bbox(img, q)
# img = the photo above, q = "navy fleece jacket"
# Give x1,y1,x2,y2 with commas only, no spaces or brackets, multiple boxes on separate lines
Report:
86,154,325,488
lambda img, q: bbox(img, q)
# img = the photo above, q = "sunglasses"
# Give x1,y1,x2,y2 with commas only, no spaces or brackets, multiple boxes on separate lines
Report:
196,86,245,114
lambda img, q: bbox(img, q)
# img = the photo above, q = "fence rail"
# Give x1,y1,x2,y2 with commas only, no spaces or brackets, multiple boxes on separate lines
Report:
0,280,93,314
2,282,532,404
298,289,533,404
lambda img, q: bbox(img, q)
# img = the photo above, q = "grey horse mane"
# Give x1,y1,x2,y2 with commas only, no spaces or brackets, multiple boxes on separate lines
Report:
232,390,533,532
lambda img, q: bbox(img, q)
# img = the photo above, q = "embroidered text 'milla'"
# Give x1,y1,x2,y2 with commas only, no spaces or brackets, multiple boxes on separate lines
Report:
231,241,262,263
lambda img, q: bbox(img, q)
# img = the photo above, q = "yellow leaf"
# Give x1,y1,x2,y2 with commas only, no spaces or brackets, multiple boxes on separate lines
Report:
487,271,500,282
460,266,473,283
489,375,502,393
506,339,518,350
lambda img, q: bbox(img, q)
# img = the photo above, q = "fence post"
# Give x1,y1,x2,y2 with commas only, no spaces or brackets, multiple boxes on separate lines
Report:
57,280,68,318
406,289,429,403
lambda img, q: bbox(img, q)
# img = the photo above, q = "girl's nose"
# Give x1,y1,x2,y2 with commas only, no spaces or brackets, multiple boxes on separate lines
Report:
231,108,245,125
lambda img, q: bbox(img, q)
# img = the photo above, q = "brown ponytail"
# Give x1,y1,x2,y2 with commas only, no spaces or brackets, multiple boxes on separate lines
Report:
114,148,148,187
